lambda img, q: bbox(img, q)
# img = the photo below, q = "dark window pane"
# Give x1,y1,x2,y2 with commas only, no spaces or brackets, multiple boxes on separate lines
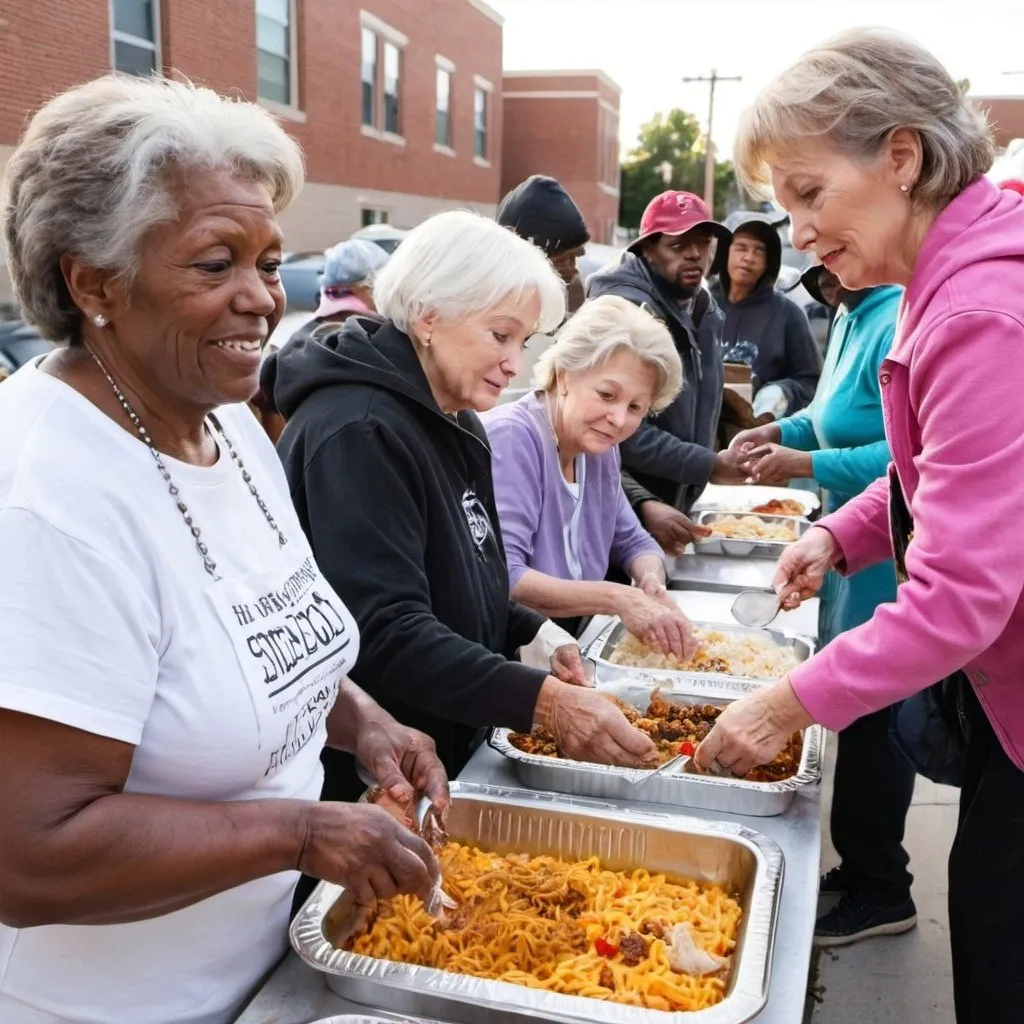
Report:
361,29,377,126
113,0,153,41
114,39,156,76
258,50,290,104
383,42,400,135
256,14,288,57
474,88,488,158
361,208,388,226
435,68,451,146
435,109,450,147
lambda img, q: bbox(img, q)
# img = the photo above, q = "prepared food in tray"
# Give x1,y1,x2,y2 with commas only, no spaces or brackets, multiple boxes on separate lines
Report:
342,837,743,1013
509,689,802,784
609,626,800,680
706,514,799,543
749,498,806,517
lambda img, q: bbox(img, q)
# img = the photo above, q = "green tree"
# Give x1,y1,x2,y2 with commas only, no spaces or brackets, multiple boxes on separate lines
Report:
619,108,738,228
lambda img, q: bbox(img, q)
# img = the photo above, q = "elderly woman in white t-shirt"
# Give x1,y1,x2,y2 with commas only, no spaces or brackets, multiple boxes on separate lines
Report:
0,76,447,1024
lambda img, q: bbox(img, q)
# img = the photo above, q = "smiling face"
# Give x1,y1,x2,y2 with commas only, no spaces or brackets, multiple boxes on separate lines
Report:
641,228,716,298
415,291,541,413
770,134,917,290
95,169,285,410
553,347,658,458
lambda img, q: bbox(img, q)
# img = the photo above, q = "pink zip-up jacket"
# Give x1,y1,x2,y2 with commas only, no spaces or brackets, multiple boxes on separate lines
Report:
789,176,1024,769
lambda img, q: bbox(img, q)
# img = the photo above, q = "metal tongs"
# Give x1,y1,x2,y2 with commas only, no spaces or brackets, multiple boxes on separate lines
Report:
416,797,457,918
627,750,688,786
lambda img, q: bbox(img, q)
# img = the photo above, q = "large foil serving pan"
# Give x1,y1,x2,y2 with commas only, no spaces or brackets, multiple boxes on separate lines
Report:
691,484,820,517
584,618,815,690
310,1016,433,1023
692,512,811,560
291,781,783,1024
490,680,824,817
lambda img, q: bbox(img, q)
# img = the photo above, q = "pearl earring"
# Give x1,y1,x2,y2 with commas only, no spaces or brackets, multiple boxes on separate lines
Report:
93,314,108,327
900,185,910,194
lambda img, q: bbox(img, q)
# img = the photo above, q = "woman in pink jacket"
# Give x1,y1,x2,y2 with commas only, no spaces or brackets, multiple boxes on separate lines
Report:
696,29,1023,1023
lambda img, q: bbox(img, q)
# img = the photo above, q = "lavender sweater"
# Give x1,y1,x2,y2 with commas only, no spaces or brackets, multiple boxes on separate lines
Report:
482,392,662,588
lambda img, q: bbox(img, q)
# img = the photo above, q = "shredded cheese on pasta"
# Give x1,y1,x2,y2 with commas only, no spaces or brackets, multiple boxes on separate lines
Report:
347,841,743,1012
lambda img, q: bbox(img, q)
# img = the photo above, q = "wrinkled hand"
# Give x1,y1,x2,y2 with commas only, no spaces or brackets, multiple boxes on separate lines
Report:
298,802,438,907
619,588,696,661
535,681,658,768
711,446,749,484
550,643,592,686
640,501,712,556
354,715,450,827
742,443,813,486
729,423,780,452
772,525,839,609
694,678,814,777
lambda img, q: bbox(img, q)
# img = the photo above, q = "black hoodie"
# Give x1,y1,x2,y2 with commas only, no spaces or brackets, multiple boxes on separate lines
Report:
586,251,724,513
710,214,820,414
262,318,548,778
497,175,590,255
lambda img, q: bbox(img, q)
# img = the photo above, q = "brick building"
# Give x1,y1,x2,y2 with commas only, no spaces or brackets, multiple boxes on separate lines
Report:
501,70,622,245
970,95,1024,148
0,0,503,261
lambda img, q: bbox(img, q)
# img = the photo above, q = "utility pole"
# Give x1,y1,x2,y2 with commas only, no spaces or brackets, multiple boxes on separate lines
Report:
682,69,741,213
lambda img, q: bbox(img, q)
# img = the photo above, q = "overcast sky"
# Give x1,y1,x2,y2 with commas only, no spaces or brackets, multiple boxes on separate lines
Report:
489,0,1024,157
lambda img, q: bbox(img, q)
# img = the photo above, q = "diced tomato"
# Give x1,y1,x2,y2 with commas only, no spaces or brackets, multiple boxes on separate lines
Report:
594,937,619,958
678,741,696,757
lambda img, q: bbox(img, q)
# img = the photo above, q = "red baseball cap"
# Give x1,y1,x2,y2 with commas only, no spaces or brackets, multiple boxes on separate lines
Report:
628,191,731,251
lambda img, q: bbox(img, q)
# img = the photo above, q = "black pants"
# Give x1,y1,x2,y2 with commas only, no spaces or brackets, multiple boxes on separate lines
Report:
831,706,916,904
948,686,1024,1022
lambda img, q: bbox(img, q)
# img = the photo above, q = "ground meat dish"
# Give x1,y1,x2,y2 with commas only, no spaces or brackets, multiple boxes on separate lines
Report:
619,931,651,967
509,690,803,783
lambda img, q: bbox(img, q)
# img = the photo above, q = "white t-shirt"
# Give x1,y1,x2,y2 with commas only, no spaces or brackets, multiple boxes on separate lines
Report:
0,362,358,1024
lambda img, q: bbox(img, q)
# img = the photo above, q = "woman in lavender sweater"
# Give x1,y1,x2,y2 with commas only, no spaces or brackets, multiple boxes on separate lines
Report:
483,295,695,657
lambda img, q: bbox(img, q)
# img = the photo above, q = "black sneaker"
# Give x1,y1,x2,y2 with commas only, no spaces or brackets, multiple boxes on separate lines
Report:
819,866,851,895
813,894,917,947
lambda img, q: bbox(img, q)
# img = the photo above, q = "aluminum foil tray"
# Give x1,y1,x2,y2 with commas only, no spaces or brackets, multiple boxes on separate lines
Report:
692,511,811,559
490,680,824,817
291,781,783,1024
583,618,815,690
310,1016,433,1024
690,484,820,517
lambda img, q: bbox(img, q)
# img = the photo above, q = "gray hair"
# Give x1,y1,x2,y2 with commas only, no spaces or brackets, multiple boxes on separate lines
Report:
533,294,683,414
2,74,305,342
735,28,994,207
372,210,566,334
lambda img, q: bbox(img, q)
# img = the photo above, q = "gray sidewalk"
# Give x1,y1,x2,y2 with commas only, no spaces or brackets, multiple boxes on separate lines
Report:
807,765,959,1023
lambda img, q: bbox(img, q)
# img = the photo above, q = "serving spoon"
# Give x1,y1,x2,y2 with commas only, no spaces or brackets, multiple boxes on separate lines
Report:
730,589,783,629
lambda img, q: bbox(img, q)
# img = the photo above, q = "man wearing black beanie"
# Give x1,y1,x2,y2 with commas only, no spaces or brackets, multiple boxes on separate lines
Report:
497,175,590,313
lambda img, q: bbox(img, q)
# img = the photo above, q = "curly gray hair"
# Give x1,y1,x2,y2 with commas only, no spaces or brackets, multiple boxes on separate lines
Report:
2,74,305,342
735,29,994,208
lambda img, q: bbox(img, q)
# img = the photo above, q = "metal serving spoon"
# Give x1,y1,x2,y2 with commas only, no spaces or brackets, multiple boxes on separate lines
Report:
415,797,457,918
730,589,783,629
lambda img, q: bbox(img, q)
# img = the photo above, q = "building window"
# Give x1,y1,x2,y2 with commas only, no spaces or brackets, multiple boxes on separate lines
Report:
361,28,377,126
435,66,452,148
361,208,389,227
256,0,294,106
383,42,401,135
111,0,160,76
473,86,489,159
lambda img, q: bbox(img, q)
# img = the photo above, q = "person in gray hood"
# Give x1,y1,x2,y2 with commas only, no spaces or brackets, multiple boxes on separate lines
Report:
710,212,820,418
587,191,747,554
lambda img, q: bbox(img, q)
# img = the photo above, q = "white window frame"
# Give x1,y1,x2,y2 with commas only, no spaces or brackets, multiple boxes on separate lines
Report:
359,10,406,144
434,55,456,155
109,0,162,76
472,75,493,167
256,0,304,120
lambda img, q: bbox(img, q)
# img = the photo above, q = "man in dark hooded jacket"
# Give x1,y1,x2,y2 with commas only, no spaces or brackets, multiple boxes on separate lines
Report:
711,212,820,418
497,175,590,315
587,191,747,553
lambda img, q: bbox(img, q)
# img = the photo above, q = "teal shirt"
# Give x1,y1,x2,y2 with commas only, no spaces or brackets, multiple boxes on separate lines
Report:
777,285,902,645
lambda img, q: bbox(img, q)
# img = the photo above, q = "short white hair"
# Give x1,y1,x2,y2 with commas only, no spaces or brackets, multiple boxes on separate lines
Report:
2,74,305,342
372,210,566,334
533,294,683,414
736,28,994,206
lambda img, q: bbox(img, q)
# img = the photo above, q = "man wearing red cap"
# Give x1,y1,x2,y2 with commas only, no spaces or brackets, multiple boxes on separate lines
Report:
588,191,747,553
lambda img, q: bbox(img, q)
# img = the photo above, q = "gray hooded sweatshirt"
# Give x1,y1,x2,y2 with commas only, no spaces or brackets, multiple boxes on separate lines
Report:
710,213,820,415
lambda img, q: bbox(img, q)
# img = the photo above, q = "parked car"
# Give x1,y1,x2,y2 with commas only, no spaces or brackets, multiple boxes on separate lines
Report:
350,223,408,254
277,251,325,312
0,319,51,374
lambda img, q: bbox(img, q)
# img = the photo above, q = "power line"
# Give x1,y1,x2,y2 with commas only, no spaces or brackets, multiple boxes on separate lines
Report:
682,70,741,212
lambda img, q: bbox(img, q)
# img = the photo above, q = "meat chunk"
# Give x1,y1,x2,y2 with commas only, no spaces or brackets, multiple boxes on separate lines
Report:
640,919,667,940
619,931,651,967
599,964,615,990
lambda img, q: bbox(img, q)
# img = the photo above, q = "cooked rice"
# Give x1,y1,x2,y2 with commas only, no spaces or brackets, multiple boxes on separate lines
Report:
709,514,797,542
609,627,799,680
